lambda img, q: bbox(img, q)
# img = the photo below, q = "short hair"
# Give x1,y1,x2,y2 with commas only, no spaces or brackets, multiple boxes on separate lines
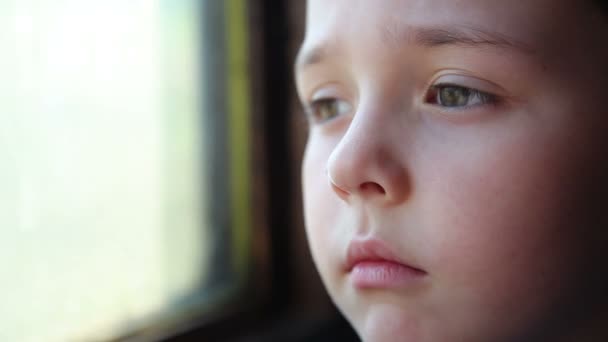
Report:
595,0,608,12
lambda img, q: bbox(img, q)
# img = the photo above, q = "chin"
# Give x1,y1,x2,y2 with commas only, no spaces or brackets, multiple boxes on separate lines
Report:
352,305,426,342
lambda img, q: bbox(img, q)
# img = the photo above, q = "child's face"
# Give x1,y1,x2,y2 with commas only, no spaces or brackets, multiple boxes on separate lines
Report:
296,1,608,341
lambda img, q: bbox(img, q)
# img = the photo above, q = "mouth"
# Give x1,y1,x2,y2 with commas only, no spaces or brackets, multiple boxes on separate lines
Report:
345,238,426,289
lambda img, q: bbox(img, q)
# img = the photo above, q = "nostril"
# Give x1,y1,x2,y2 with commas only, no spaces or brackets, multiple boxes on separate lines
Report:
328,174,351,199
331,182,351,198
359,182,386,195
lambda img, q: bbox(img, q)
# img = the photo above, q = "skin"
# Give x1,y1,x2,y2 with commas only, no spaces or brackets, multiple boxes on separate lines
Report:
296,1,608,341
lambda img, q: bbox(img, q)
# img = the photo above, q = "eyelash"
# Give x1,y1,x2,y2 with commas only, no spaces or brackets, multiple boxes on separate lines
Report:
303,84,499,124
304,98,351,124
425,84,499,109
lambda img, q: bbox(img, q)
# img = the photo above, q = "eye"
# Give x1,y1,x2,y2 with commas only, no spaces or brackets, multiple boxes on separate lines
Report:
304,98,352,123
426,84,497,108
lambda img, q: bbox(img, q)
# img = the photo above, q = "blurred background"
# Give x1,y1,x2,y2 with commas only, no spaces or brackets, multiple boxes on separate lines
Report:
1,0,357,341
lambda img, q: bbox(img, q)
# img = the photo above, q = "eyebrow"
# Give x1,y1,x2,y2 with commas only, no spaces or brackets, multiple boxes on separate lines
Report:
295,24,535,71
295,45,326,72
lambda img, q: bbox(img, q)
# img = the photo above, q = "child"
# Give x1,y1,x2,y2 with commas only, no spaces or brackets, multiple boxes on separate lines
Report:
294,0,608,341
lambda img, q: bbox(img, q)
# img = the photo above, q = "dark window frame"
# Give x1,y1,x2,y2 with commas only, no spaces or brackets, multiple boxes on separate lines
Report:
117,1,355,340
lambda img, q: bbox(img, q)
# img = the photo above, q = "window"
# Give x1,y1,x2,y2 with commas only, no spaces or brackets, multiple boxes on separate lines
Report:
0,1,256,341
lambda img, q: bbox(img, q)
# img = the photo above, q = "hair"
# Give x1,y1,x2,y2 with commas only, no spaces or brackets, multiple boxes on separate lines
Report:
595,0,608,12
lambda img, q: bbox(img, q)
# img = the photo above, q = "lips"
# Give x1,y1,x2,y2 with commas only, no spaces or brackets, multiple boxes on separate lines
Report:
345,238,426,289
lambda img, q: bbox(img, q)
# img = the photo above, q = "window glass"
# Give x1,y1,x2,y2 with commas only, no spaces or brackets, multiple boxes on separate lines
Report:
0,1,249,341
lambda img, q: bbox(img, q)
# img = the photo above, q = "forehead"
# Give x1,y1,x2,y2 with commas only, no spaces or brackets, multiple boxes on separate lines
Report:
303,0,585,56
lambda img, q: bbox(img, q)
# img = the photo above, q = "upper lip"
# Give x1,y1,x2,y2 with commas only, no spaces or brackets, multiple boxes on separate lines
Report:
344,238,425,273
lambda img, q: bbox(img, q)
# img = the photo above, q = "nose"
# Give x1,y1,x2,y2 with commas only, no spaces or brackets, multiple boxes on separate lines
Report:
326,107,410,206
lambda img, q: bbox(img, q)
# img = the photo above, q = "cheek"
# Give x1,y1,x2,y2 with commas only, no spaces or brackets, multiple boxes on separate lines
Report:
419,123,607,335
301,137,342,285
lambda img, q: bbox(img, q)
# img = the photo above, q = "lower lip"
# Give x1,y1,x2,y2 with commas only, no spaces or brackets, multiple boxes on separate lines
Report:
350,261,425,289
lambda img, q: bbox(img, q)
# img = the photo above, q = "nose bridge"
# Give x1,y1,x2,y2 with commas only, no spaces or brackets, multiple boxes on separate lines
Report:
328,111,382,181
327,118,371,187
326,101,410,205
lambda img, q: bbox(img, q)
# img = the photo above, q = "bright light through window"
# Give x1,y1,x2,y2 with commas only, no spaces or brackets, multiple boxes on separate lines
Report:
0,1,239,341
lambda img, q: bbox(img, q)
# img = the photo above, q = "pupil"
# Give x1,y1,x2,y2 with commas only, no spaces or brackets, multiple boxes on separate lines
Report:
320,100,336,119
440,87,470,107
